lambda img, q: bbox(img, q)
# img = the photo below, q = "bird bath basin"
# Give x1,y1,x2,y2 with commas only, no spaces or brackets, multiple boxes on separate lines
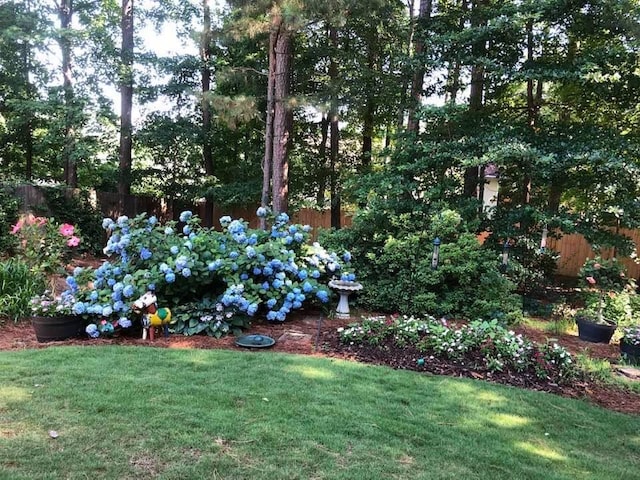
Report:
235,334,276,348
328,280,363,319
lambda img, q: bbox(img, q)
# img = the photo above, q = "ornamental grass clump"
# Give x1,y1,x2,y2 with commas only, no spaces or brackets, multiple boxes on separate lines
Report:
63,208,354,337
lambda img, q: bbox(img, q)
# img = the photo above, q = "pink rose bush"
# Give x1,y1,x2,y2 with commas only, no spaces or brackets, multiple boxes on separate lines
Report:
9,215,82,278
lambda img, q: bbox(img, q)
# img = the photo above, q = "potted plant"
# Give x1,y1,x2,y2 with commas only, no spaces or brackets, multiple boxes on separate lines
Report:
29,290,86,342
575,257,632,344
620,326,640,365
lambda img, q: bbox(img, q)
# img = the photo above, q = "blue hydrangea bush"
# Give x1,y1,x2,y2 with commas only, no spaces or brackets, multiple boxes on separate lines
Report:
64,209,354,337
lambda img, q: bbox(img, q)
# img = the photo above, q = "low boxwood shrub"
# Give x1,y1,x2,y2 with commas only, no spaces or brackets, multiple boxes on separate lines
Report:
322,208,522,323
63,208,354,337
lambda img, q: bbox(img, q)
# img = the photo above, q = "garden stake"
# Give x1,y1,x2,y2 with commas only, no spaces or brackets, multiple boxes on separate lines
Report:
314,313,324,352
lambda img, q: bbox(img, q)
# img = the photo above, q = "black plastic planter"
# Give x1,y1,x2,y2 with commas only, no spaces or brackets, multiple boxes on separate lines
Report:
31,315,85,342
620,341,640,365
576,317,617,344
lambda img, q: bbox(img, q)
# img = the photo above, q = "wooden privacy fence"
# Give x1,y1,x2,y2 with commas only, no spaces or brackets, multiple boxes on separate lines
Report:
12,185,352,241
547,229,640,279
13,184,638,277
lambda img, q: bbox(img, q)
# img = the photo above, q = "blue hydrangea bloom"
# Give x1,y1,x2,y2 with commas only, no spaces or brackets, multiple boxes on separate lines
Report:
86,324,99,338
160,263,170,273
253,267,262,275
165,272,176,283
102,218,115,230
183,225,192,235
148,215,158,226
123,285,135,298
303,281,314,293
148,283,156,291
298,270,308,280
182,267,192,278
119,317,132,328
89,291,99,301
140,247,152,260
220,216,232,227
267,311,277,321
294,233,304,242
102,306,113,317
107,278,116,287
256,206,268,218
170,245,179,255
73,266,83,276
343,251,352,262
273,279,283,289
179,210,193,222
73,302,87,315
267,298,277,308
165,227,174,235
113,282,124,292
229,251,239,259
316,290,329,303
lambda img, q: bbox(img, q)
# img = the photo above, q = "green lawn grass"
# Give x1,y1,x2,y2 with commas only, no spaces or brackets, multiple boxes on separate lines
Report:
1,346,639,479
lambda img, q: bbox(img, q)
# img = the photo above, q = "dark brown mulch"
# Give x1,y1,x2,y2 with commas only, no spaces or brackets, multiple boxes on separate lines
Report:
1,312,639,416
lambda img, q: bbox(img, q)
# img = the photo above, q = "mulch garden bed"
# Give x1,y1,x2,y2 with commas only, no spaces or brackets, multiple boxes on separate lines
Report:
1,310,639,415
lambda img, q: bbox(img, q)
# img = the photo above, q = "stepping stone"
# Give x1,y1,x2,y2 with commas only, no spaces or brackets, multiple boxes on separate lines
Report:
277,331,313,344
614,366,640,381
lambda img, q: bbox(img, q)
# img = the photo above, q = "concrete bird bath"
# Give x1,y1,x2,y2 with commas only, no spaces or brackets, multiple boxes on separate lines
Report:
328,280,363,319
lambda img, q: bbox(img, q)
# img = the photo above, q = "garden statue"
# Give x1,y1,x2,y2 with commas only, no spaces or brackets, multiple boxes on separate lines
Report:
132,291,172,340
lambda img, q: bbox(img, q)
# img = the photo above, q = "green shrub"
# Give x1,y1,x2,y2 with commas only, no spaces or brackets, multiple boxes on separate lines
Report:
0,258,46,321
322,208,522,323
0,186,20,255
36,187,104,255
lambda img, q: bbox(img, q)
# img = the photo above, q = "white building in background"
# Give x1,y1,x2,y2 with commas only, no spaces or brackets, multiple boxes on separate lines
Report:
482,164,499,218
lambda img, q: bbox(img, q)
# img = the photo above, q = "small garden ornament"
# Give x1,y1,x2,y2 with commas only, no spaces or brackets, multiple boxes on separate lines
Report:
132,291,171,340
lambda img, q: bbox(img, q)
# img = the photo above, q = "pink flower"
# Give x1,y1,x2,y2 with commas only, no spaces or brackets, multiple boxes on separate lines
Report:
35,217,47,227
59,223,75,237
586,276,596,285
593,263,601,269
67,236,80,247
10,220,24,234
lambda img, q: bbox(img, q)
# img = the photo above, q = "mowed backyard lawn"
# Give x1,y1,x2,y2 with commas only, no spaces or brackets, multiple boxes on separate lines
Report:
1,346,639,480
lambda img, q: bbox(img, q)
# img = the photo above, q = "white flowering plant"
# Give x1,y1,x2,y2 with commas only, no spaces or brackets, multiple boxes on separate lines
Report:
61,208,355,337
621,326,640,347
338,315,575,381
29,290,76,317
171,296,250,337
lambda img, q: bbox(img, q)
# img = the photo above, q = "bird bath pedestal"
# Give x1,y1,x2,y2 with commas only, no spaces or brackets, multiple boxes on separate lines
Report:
328,280,363,319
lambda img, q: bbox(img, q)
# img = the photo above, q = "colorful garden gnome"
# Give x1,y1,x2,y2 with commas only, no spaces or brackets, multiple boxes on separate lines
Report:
132,291,172,340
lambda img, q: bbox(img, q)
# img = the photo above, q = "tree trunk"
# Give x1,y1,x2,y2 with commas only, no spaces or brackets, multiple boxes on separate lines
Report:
118,0,134,196
407,0,432,133
464,0,486,198
201,0,213,226
316,113,329,207
260,15,278,228
59,0,77,187
445,0,465,106
396,0,415,129
271,16,292,215
329,26,341,229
